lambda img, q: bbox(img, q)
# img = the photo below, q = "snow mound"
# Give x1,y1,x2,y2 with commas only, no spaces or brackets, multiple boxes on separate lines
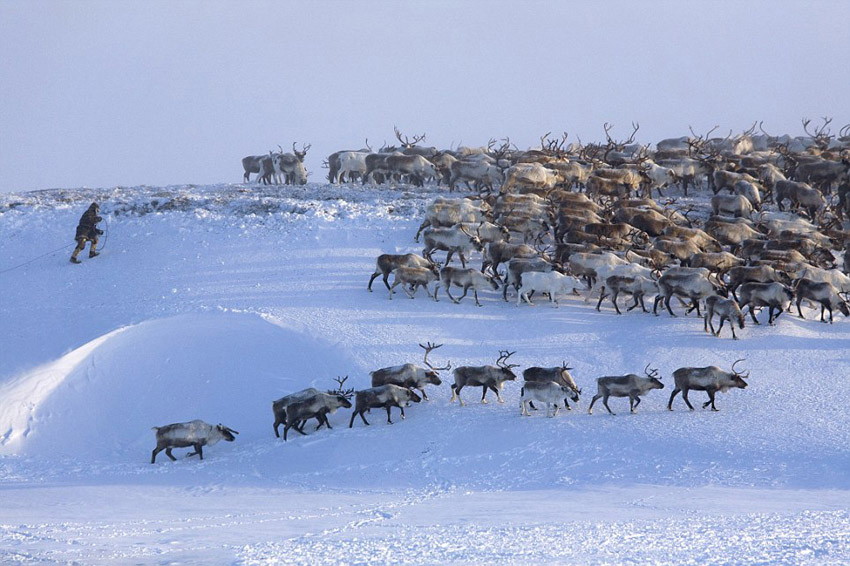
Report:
0,311,358,457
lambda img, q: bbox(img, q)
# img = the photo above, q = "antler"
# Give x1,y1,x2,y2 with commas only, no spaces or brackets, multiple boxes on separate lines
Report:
801,117,833,141
394,126,426,148
496,349,519,369
419,342,451,371
624,121,640,145
561,360,573,371
328,375,355,400
644,363,660,379
603,122,615,146
292,142,310,161
731,359,750,378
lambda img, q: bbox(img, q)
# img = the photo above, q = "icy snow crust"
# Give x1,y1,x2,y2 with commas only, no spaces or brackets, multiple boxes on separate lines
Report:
1,182,848,564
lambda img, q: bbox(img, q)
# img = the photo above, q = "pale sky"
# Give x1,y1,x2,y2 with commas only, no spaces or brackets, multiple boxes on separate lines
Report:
1,0,848,193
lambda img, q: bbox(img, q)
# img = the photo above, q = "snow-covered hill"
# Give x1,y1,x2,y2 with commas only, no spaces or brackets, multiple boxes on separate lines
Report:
1,183,848,564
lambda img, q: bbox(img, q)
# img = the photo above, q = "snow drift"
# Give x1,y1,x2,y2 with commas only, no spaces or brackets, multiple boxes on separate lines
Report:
0,311,359,458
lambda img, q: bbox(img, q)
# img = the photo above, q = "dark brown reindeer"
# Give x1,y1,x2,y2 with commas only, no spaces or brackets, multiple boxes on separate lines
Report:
668,359,749,411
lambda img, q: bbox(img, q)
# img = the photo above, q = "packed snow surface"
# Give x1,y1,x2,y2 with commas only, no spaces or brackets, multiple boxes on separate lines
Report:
1,183,848,564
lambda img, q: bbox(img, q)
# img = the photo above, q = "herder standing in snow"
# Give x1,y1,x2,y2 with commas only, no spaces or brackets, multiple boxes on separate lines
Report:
70,202,104,264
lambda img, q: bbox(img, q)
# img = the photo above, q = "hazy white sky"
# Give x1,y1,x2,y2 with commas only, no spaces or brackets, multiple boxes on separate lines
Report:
1,0,848,192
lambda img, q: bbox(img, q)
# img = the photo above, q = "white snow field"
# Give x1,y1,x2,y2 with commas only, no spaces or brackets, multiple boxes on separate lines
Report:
0,183,849,565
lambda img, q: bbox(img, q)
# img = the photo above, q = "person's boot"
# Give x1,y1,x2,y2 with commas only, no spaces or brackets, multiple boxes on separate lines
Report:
70,256,81,264
89,251,100,258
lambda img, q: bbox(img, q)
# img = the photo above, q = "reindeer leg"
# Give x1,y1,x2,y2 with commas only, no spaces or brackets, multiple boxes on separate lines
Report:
665,295,677,317
667,388,681,410
442,284,455,303
612,291,622,315
602,393,615,415
588,394,601,414
748,305,760,325
595,291,607,311
473,289,482,307
493,385,505,403
682,388,695,411
631,393,641,413
703,390,718,411
714,316,724,337
385,406,393,424
480,386,489,404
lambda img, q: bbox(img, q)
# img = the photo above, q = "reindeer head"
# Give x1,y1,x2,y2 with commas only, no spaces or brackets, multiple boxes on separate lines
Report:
293,142,311,162
419,341,451,382
327,375,355,401
730,359,750,388
644,363,664,390
496,350,519,380
215,424,239,442
394,126,426,149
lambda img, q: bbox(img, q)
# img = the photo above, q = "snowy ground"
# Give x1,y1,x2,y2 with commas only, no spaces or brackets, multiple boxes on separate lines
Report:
1,183,849,564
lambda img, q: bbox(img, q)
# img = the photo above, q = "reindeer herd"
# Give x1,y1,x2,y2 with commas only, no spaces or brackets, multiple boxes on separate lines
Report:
164,120,847,462
152,341,752,462
354,120,850,338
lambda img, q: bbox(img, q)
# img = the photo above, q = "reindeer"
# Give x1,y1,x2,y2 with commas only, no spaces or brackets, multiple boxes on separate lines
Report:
520,381,579,417
348,385,422,427
151,420,238,463
388,266,440,300
368,253,437,292
587,365,665,415
516,270,582,307
415,197,489,242
595,274,659,314
668,360,749,411
283,392,352,441
369,342,450,400
704,295,745,339
481,241,539,275
653,268,724,317
437,266,500,306
422,225,484,268
450,351,519,406
737,281,794,325
522,362,581,410
793,278,850,323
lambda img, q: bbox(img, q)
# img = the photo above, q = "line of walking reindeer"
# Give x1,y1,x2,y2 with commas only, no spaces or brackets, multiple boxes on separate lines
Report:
152,342,751,462
362,121,850,336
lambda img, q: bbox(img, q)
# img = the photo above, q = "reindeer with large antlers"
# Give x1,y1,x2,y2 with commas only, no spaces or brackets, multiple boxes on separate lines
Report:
369,342,451,400
450,350,519,406
271,143,309,185
588,364,665,415
802,117,834,150
394,126,426,148
668,359,749,411
393,126,438,158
